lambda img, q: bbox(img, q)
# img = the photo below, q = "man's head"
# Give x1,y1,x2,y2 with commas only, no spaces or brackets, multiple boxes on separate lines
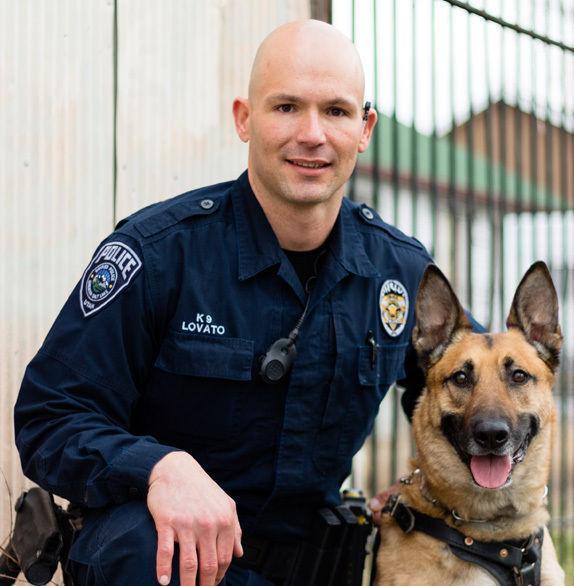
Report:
233,20,377,211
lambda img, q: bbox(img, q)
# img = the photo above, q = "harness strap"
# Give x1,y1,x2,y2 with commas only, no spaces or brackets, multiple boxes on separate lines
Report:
382,495,544,586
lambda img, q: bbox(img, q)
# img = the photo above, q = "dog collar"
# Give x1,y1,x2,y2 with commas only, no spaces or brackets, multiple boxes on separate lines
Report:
382,494,544,586
400,468,548,525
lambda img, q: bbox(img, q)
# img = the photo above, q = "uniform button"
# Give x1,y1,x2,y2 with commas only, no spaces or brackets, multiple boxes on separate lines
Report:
128,487,140,498
200,199,214,210
361,207,374,220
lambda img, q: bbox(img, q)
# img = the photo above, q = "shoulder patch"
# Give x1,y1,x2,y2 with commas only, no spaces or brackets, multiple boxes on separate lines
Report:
80,241,142,317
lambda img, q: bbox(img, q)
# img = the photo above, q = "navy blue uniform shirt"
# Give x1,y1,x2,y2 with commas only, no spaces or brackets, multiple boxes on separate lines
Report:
15,171,442,540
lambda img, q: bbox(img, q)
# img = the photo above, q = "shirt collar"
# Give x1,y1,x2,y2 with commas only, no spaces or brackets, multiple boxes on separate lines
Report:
328,198,380,279
232,171,379,281
232,172,282,281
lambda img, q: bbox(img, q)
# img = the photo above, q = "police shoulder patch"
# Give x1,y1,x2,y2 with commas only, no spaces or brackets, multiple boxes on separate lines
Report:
80,241,142,317
379,279,409,337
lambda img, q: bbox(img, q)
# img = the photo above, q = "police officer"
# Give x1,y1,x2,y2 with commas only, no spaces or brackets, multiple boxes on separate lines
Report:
14,19,464,586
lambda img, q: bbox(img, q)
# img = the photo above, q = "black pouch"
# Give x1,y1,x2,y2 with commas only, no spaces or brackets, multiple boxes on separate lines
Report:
11,487,63,585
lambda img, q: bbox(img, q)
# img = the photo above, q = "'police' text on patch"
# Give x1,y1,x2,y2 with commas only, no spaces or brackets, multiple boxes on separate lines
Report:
80,241,142,317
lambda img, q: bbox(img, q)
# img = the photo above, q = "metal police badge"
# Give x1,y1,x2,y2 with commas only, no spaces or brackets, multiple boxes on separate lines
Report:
379,279,409,337
80,241,142,317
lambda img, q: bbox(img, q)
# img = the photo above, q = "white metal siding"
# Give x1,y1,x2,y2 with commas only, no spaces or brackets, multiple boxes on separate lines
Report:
0,0,309,556
0,0,116,546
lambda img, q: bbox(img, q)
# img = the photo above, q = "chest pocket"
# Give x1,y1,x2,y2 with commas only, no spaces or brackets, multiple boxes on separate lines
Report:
313,339,409,475
155,331,254,380
151,332,254,441
341,341,409,463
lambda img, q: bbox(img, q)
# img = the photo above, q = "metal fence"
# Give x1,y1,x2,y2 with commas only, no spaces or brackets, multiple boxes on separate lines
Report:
334,0,574,574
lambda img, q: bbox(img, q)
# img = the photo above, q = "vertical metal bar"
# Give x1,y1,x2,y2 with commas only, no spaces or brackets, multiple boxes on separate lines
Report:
466,9,475,311
112,0,119,225
498,13,507,329
448,5,457,286
430,0,438,258
371,0,380,213
515,0,524,276
348,0,357,202
557,0,568,564
391,0,399,226
410,0,418,238
542,0,554,521
484,16,496,331
529,0,538,263
390,385,398,484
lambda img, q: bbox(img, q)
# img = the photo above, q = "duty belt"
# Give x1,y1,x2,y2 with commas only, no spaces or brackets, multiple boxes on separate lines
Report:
381,494,544,586
236,490,373,586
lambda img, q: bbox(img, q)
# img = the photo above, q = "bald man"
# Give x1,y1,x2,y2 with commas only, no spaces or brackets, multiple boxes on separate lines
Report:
15,19,437,586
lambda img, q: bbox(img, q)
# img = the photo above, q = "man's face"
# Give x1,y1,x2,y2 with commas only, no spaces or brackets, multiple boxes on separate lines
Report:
234,42,376,208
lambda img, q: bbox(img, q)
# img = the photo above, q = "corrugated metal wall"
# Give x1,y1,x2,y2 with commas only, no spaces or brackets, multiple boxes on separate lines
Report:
0,0,309,549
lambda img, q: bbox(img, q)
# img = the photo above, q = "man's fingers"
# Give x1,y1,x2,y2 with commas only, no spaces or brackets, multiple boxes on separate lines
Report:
156,527,175,585
196,533,219,586
178,535,199,586
233,519,243,558
214,524,235,584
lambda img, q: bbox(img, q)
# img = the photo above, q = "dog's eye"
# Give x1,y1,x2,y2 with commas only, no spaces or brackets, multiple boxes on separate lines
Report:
511,370,529,384
452,371,469,387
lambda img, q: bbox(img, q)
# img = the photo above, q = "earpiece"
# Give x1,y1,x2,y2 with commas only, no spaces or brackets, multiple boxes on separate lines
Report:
363,101,371,122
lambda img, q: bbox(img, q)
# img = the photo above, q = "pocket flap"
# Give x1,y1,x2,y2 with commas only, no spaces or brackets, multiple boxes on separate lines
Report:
358,343,408,386
155,332,254,381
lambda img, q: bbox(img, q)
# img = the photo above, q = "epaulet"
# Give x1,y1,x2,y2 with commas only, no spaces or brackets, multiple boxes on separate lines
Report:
114,182,231,239
354,202,426,252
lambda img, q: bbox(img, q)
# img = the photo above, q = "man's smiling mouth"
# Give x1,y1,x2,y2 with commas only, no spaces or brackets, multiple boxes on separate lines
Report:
286,159,330,169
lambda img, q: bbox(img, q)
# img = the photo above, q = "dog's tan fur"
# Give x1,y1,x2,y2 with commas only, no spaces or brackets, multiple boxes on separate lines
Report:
375,263,565,585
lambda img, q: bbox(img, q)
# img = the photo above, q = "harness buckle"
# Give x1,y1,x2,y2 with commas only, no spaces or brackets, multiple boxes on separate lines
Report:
513,561,536,586
382,495,416,534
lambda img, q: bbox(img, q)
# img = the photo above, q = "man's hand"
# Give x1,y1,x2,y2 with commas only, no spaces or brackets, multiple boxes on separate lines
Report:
147,451,243,586
368,481,401,526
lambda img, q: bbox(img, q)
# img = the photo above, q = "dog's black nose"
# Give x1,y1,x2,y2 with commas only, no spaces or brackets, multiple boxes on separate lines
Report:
471,418,510,450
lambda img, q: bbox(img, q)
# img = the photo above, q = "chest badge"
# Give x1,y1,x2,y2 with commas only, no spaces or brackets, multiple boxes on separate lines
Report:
379,279,409,337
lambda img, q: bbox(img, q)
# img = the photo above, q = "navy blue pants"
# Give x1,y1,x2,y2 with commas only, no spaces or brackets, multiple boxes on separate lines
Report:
68,501,274,586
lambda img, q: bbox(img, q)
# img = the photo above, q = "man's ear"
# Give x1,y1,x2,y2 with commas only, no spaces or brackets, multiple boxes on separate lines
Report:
506,261,562,371
358,107,377,153
412,264,471,370
232,98,250,143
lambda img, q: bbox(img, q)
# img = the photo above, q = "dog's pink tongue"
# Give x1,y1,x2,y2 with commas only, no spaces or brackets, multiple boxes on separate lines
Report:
470,455,512,489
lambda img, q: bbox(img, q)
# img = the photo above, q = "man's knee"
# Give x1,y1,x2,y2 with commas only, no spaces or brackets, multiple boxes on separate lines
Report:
69,500,158,585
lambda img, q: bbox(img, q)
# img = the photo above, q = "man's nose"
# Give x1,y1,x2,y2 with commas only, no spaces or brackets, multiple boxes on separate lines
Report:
296,111,326,146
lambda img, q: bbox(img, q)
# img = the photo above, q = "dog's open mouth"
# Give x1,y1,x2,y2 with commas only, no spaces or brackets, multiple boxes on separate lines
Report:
469,454,511,489
467,437,531,489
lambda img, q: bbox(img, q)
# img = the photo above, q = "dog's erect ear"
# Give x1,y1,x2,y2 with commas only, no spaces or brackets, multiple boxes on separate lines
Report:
412,264,471,369
506,261,562,371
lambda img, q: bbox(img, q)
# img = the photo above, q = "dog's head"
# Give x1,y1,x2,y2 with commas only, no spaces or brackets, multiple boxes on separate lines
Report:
412,262,561,493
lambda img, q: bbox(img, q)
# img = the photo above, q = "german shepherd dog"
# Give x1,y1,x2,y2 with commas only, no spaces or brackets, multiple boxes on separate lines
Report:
375,262,565,585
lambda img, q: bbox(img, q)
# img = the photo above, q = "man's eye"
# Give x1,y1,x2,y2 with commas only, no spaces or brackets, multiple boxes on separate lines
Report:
511,370,529,384
277,104,295,113
328,107,346,117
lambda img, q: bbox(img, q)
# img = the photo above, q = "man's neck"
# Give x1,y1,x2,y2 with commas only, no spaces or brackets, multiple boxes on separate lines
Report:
248,177,342,252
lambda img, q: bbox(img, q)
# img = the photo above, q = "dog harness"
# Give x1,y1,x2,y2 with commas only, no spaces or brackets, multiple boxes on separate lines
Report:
380,494,544,586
